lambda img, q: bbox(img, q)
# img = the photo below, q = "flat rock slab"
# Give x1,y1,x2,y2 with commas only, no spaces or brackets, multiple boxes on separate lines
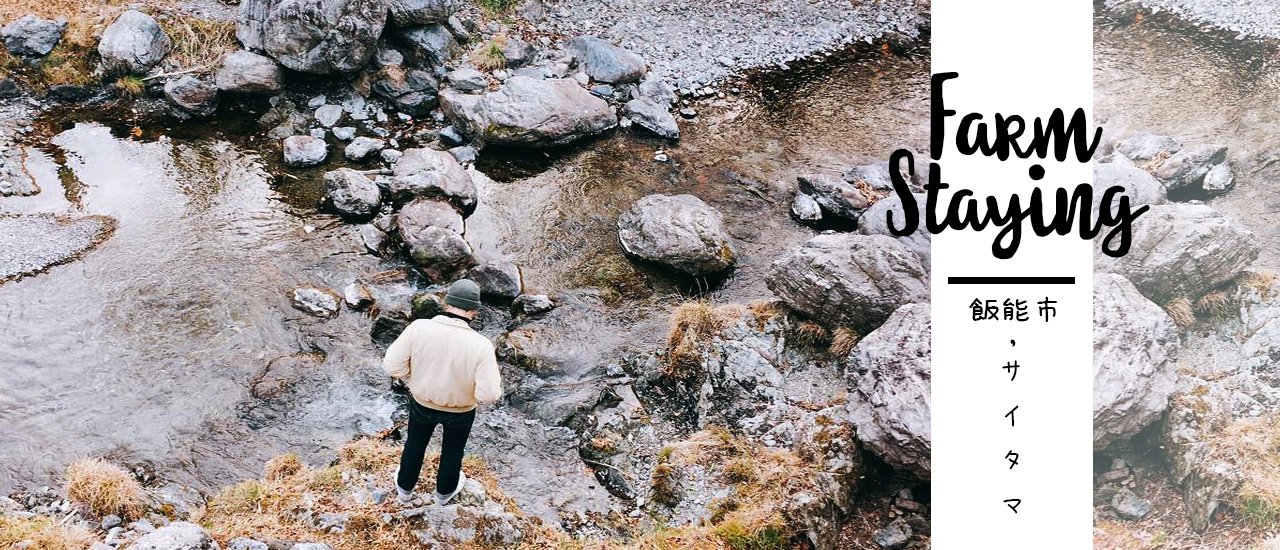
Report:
0,214,116,283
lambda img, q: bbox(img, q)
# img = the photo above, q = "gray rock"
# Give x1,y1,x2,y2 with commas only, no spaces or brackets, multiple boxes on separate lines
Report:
372,68,439,116
214,50,284,94
163,76,219,117
842,161,895,191
343,282,375,310
791,192,822,223
389,147,477,214
857,192,931,268
323,168,381,219
98,10,172,75
381,148,403,164
798,171,885,222
846,303,931,479
439,76,617,147
1095,203,1260,301
309,128,327,139
636,76,676,106
227,538,268,550
127,521,218,550
1111,488,1152,521
1152,144,1227,195
447,146,477,164
392,24,458,68
767,233,929,329
467,262,522,301
438,125,466,146
314,104,344,127
622,98,679,139
1093,274,1180,450
101,514,122,530
282,135,328,167
617,193,736,276
388,0,461,26
1201,162,1235,196
289,545,333,550
290,286,342,318
872,518,913,549
501,37,534,68
237,0,386,74
567,36,647,84
1115,132,1180,162
513,294,554,315
396,197,464,235
447,67,488,92
1093,157,1167,218
344,137,385,161
2,15,66,58
332,126,357,141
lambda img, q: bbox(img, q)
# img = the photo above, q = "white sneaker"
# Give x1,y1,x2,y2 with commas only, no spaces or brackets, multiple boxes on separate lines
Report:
433,471,466,506
393,467,414,503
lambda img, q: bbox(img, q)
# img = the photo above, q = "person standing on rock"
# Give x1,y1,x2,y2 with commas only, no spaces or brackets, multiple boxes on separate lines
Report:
382,279,502,506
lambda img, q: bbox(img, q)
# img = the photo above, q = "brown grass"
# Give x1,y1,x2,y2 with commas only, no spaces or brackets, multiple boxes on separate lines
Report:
1165,297,1195,328
0,516,96,549
1238,270,1277,301
263,453,303,481
665,301,745,377
337,437,402,472
471,35,507,71
157,14,236,72
1194,291,1235,320
65,458,146,519
787,320,830,350
828,327,861,357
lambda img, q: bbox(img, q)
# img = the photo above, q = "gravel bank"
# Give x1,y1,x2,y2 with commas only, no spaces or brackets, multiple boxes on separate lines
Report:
1106,0,1280,40
536,0,929,87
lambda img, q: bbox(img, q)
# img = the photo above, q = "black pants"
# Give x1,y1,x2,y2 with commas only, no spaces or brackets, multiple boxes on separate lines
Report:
396,400,476,496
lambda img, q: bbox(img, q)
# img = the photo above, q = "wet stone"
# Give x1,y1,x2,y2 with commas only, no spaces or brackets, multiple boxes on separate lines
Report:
289,285,342,318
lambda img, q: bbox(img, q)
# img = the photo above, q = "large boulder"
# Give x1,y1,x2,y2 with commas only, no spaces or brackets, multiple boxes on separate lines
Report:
567,36,647,84
1115,132,1180,162
396,198,472,281
845,303,931,479
236,0,388,74
439,76,617,147
2,15,66,58
617,194,735,276
323,168,381,219
128,521,219,550
388,0,460,26
391,24,458,68
797,171,886,223
1096,204,1259,301
1092,157,1167,218
767,234,929,329
467,262,522,302
857,192,931,268
163,76,219,117
1151,144,1228,196
388,148,476,214
97,10,171,75
215,50,284,94
1093,273,1181,450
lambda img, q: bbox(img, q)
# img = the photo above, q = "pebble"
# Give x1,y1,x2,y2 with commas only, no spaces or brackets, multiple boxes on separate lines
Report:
678,107,697,119
307,95,327,108
653,150,669,162
332,126,357,141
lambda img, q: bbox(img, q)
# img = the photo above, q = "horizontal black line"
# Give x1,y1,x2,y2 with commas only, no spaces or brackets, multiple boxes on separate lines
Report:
948,276,1076,285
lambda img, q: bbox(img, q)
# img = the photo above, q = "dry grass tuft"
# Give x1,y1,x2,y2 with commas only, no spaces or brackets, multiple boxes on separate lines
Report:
828,327,861,357
65,458,146,519
1194,291,1235,320
1222,416,1280,530
263,453,303,481
666,301,744,377
112,74,145,97
1238,270,1277,301
0,515,96,549
158,14,236,72
337,437,401,472
787,320,830,350
472,34,507,71
1165,297,1196,328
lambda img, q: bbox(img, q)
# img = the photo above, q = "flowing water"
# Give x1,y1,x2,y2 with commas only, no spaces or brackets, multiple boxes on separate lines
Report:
0,43,928,510
1095,14,1280,270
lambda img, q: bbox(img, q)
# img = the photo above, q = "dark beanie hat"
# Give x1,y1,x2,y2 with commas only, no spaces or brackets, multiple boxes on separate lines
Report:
445,279,482,311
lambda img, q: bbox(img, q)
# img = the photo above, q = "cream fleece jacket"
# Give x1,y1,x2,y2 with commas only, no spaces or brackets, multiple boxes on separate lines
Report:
381,315,503,413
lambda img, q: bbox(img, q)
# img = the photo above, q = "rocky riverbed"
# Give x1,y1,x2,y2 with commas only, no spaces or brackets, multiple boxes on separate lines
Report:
0,0,932,548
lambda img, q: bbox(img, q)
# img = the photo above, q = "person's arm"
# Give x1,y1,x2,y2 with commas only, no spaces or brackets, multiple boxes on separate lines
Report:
474,345,503,404
381,324,414,381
